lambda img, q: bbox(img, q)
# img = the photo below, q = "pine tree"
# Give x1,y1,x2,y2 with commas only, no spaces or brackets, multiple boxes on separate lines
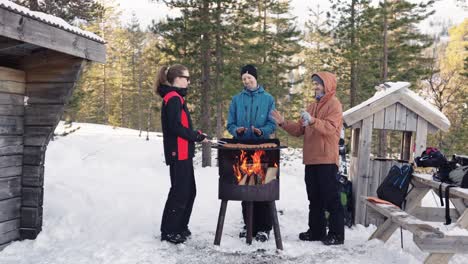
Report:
12,0,103,24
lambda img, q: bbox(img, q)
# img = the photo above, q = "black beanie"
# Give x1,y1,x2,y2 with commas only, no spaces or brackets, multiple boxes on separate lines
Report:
240,64,257,80
312,74,324,87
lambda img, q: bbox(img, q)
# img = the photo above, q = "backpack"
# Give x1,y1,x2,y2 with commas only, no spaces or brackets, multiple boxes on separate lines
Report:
436,165,468,225
414,147,448,168
326,173,354,228
377,164,414,208
448,166,468,187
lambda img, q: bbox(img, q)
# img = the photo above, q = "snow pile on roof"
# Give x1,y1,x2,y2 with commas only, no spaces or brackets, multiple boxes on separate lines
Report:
343,81,410,117
0,0,104,43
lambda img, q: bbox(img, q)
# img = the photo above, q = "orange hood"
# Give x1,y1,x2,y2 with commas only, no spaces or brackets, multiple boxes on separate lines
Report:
312,72,337,103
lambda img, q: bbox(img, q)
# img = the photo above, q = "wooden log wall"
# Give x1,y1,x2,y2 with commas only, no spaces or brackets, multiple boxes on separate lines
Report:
18,50,86,240
0,66,24,249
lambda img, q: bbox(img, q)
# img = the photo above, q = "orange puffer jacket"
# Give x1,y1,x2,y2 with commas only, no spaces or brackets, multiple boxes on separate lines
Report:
280,72,343,166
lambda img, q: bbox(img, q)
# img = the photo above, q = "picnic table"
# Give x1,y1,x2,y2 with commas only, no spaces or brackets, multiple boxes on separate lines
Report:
364,173,468,264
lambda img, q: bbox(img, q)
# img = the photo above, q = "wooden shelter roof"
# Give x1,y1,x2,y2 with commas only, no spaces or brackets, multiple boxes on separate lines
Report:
0,0,105,63
343,82,450,132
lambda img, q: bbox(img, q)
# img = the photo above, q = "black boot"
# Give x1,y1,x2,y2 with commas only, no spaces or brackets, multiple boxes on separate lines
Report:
239,226,247,238
161,233,187,244
255,231,270,242
299,230,324,241
321,233,344,245
182,228,192,238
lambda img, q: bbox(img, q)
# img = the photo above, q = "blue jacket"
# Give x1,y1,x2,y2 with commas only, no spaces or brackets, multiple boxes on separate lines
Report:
227,86,276,140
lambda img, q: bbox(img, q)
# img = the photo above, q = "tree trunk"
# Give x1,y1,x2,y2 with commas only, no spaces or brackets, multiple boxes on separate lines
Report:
215,0,224,139
350,0,358,108
201,0,212,167
378,0,389,158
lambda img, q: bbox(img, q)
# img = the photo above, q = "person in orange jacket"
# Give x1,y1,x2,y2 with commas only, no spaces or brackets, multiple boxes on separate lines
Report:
271,72,345,245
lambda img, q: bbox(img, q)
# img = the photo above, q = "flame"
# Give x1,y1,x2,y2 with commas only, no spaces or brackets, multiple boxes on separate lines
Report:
233,150,266,185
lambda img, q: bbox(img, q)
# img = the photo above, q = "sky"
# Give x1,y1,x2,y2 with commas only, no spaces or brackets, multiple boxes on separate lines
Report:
118,0,467,33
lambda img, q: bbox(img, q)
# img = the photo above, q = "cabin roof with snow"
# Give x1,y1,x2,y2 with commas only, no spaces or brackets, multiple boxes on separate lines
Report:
0,0,106,63
343,82,450,132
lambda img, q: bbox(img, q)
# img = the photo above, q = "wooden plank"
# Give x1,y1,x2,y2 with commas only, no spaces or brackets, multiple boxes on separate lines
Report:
384,104,396,130
0,93,24,105
369,160,381,197
19,227,41,240
0,144,23,156
0,197,21,222
414,235,468,254
424,209,468,263
24,105,64,126
20,206,42,228
0,219,20,234
0,80,25,94
373,110,385,129
23,146,45,166
395,103,407,131
344,92,400,127
400,132,412,161
0,105,24,116
0,9,106,63
412,174,468,200
364,198,444,239
24,126,53,146
25,82,75,104
413,207,460,222
0,136,22,147
22,165,44,187
0,155,22,168
451,199,467,215
0,166,22,178
354,116,373,225
0,176,21,200
414,117,428,159
0,116,23,135
405,108,418,131
398,92,450,132
369,187,430,241
0,66,25,81
22,187,43,207
0,229,19,246
25,59,85,83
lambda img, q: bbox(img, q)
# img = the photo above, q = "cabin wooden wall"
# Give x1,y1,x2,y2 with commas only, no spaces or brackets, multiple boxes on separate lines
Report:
0,51,85,248
0,66,24,249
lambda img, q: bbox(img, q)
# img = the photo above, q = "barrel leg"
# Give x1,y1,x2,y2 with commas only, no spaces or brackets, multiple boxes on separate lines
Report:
214,200,228,246
270,201,283,250
246,201,254,245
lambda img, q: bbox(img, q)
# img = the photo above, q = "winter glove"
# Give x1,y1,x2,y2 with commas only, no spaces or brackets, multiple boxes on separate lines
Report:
195,131,207,142
252,126,263,137
236,127,246,137
300,110,312,127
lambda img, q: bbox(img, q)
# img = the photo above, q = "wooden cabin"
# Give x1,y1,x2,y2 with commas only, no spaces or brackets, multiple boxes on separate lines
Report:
0,1,105,248
343,82,450,225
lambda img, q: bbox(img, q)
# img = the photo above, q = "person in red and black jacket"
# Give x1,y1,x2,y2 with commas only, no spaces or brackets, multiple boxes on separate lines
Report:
156,64,207,244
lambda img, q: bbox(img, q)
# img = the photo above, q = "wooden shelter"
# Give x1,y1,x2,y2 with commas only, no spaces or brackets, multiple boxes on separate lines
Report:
343,82,450,225
0,1,105,248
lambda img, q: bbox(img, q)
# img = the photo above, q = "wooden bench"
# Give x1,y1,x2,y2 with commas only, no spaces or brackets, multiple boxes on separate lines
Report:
364,173,468,264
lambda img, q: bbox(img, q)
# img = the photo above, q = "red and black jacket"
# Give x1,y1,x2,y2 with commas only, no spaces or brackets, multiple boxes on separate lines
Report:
158,85,204,165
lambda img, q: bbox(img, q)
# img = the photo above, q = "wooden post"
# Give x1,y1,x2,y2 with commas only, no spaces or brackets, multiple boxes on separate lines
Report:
214,200,228,246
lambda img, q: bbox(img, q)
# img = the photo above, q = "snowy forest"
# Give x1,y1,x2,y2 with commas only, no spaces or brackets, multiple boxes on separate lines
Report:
12,0,468,158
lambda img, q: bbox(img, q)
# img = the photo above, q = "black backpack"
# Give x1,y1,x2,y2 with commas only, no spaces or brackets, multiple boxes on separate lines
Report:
415,147,448,168
377,164,414,208
437,165,468,225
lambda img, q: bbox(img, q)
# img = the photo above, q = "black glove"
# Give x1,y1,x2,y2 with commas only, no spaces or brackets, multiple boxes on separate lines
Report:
195,131,206,142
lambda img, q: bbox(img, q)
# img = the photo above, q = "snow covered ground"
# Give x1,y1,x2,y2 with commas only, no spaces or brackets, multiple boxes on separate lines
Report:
0,122,466,264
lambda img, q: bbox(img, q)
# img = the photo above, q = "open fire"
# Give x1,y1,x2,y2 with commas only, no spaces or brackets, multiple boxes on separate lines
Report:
232,150,278,185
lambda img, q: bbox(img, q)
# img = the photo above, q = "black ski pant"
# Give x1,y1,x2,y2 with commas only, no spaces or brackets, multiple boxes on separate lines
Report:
305,164,344,239
161,159,196,235
241,201,272,235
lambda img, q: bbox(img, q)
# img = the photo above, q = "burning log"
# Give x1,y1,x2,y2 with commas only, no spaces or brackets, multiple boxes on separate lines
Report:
265,167,278,184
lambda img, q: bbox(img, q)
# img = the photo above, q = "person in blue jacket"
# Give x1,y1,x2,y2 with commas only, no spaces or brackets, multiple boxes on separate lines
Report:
226,64,276,242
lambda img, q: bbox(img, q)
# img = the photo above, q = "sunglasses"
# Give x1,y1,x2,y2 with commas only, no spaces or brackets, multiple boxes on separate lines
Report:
179,75,190,81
